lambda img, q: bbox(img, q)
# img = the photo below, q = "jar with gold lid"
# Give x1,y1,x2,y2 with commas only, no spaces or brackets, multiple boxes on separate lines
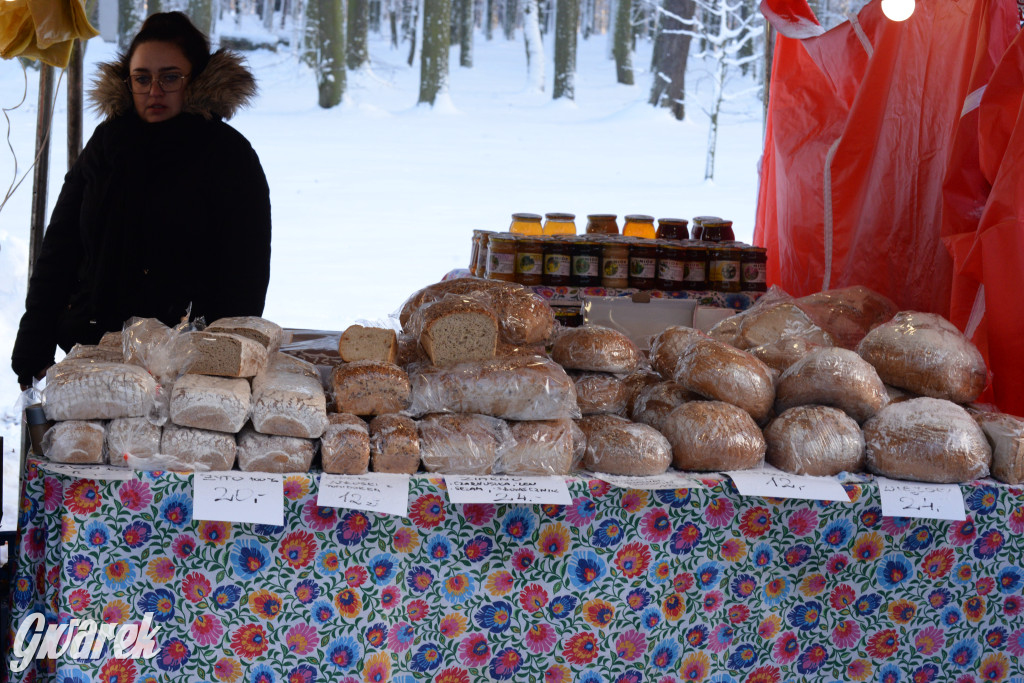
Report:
543,212,577,236
700,219,735,243
585,214,619,235
510,213,543,235
656,218,689,240
486,233,518,282
623,214,656,239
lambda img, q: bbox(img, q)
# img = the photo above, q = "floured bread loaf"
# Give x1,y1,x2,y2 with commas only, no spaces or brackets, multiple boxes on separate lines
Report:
237,425,315,473
775,347,888,423
578,414,672,476
857,311,987,404
765,406,864,476
670,335,775,423
795,286,898,349
971,411,1024,485
628,381,693,433
338,325,399,363
406,356,579,421
44,361,156,421
251,361,328,439
418,413,510,474
501,418,577,475
863,397,991,483
265,351,321,379
160,424,237,471
332,361,411,416
551,325,641,374
185,331,268,378
170,374,251,433
65,344,124,363
106,417,162,466
41,421,106,464
369,414,421,473
573,372,631,415
206,316,285,351
417,297,499,367
321,413,370,474
661,401,766,471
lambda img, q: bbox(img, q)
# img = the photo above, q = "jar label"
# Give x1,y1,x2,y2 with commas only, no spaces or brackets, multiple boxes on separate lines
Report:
742,262,767,284
517,251,543,275
488,252,515,275
657,259,685,282
602,257,628,280
629,257,657,279
709,259,741,283
544,254,571,277
683,261,706,282
573,255,600,278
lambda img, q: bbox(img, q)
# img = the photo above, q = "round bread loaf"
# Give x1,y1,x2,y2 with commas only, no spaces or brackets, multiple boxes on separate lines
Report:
551,325,641,374
712,302,834,350
578,415,671,476
671,336,775,423
775,347,888,423
660,401,766,471
764,405,864,476
629,380,694,433
649,326,706,379
795,286,898,349
573,372,632,415
417,413,510,475
750,337,823,373
857,311,987,404
863,397,991,483
42,420,106,464
501,418,577,475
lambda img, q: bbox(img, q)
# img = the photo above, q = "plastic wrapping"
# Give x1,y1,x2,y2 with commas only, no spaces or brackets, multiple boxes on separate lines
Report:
863,398,991,483
169,375,251,433
411,294,500,367
749,337,823,374
972,411,1024,485
660,401,766,472
775,347,888,423
279,329,346,412
577,414,672,476
369,414,421,474
151,424,237,472
321,413,370,475
765,406,865,476
65,344,123,363
793,287,898,350
105,417,162,467
236,425,315,473
206,316,285,351
502,418,578,475
649,326,707,379
573,372,631,416
708,287,834,351
671,335,775,423
40,420,106,464
417,413,511,475
332,361,411,416
251,358,329,439
338,325,399,364
550,325,641,374
857,311,988,404
406,356,580,421
628,380,694,434
43,361,157,421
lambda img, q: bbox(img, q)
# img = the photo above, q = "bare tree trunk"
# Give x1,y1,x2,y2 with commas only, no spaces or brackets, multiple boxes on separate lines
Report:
503,0,517,39
407,0,422,65
348,0,370,68
552,0,579,99
189,0,215,37
118,0,143,50
485,0,495,38
312,0,346,108
419,0,452,104
704,56,726,179
648,0,694,120
459,0,474,65
522,0,544,91
262,0,275,31
612,0,632,83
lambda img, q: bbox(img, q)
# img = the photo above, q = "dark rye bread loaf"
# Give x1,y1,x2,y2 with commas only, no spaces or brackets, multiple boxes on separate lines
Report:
551,325,641,374
577,415,672,476
764,405,865,476
775,347,888,423
660,401,765,472
331,361,411,416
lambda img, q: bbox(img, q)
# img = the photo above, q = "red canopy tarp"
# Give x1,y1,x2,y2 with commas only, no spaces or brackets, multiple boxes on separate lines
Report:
755,0,1023,415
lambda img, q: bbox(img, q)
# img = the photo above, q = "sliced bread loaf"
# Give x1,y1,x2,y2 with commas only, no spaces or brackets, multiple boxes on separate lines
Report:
338,325,399,363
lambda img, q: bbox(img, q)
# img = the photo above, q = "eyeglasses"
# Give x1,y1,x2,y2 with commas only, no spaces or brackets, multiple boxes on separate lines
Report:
125,72,190,94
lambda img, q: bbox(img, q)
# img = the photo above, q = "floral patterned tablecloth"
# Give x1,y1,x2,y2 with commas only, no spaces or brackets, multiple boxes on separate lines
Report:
8,459,1024,683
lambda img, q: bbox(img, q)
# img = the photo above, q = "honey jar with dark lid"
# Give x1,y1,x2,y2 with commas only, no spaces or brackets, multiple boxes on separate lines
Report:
656,241,685,291
700,219,735,243
601,238,630,288
475,231,495,278
656,218,689,240
572,239,603,286
515,236,548,286
543,238,573,286
690,215,724,241
585,214,619,235
708,245,743,292
486,233,518,282
680,243,708,290
628,239,659,289
742,246,768,292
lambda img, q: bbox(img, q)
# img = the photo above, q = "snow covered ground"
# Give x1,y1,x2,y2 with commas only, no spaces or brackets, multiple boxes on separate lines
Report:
0,18,765,531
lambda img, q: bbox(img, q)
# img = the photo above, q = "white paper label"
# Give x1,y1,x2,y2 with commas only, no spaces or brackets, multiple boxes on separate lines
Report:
876,477,966,521
593,472,708,491
727,466,850,502
317,473,410,517
445,475,572,505
193,472,284,525
38,462,134,481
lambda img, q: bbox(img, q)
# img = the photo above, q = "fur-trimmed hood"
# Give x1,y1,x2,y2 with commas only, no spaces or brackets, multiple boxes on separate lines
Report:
89,49,257,121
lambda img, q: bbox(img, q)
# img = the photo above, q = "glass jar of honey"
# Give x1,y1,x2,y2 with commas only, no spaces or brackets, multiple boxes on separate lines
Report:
690,216,723,240
623,214,656,239
543,238,573,286
585,214,619,235
510,213,543,235
656,218,689,240
628,239,659,289
475,231,494,278
601,238,630,288
708,245,743,293
681,244,708,290
742,246,768,292
700,219,735,243
515,236,547,286
656,241,685,291
486,233,518,282
543,212,577,236
572,239,603,287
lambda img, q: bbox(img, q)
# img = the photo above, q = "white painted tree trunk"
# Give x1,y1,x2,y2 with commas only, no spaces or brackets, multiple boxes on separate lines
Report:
522,0,545,92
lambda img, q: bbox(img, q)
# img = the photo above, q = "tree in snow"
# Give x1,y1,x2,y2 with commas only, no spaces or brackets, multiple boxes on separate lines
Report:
307,0,347,107
647,0,696,120
348,0,371,69
553,0,580,99
612,0,634,84
118,0,144,50
419,0,452,104
522,0,544,92
458,0,474,66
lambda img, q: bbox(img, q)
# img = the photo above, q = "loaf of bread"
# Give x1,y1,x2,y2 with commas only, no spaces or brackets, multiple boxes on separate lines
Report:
660,401,766,471
159,424,237,471
278,329,343,367
857,311,987,404
710,301,835,351
236,425,315,473
749,337,824,373
41,420,106,464
764,406,864,476
669,335,775,423
331,361,411,416
628,380,693,433
98,330,123,348
369,414,421,473
501,418,577,475
106,417,162,466
578,414,672,476
795,286,898,349
185,331,268,378
338,325,399,364
122,317,173,367
206,316,285,351
416,296,499,367
251,361,328,439
396,333,427,366
321,413,370,475
775,347,888,423
971,411,1024,485
418,413,510,474
863,397,991,483
65,344,124,363
406,356,579,421
571,419,587,465
551,325,641,374
264,351,321,380
573,372,631,415
649,326,708,379
169,374,251,433
44,361,156,421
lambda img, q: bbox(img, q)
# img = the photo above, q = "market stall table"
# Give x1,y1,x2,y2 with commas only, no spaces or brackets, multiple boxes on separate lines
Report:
8,460,1024,682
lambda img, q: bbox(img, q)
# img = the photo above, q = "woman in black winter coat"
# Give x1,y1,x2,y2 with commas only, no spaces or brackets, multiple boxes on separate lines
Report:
12,12,271,388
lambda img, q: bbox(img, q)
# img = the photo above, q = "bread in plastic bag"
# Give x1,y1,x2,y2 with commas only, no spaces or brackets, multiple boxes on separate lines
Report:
184,330,269,378
332,360,411,416
971,410,1024,484
105,417,161,467
573,372,631,416
41,420,105,464
251,354,329,439
775,347,888,423
660,400,766,471
857,311,988,404
169,374,251,433
236,424,315,473
669,334,775,423
65,343,123,363
418,413,511,474
863,397,991,483
551,324,641,374
628,380,694,433
764,405,864,476
649,326,707,379
369,414,421,473
406,293,500,368
709,295,834,351
321,413,370,475
43,361,157,421
501,418,578,475
578,414,672,476
206,316,285,352
406,355,579,421
794,286,898,349
749,337,825,374
154,424,237,471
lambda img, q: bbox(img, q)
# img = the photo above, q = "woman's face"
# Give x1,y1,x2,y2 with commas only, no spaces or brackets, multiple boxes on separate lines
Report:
129,41,191,123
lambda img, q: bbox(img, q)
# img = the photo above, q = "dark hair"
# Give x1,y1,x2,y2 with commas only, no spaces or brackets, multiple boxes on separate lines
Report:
126,12,211,77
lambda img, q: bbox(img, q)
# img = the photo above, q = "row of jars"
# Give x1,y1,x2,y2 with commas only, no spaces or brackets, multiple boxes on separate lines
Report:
509,213,736,242
470,232,767,293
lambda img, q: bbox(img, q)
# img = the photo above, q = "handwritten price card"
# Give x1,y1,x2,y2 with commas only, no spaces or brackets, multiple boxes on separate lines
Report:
594,472,708,491
193,472,284,525
727,467,850,502
38,462,134,481
876,477,966,521
317,473,411,518
445,475,572,506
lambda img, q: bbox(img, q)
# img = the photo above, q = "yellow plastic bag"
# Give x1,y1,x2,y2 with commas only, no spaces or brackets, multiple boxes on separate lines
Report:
0,0,98,68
